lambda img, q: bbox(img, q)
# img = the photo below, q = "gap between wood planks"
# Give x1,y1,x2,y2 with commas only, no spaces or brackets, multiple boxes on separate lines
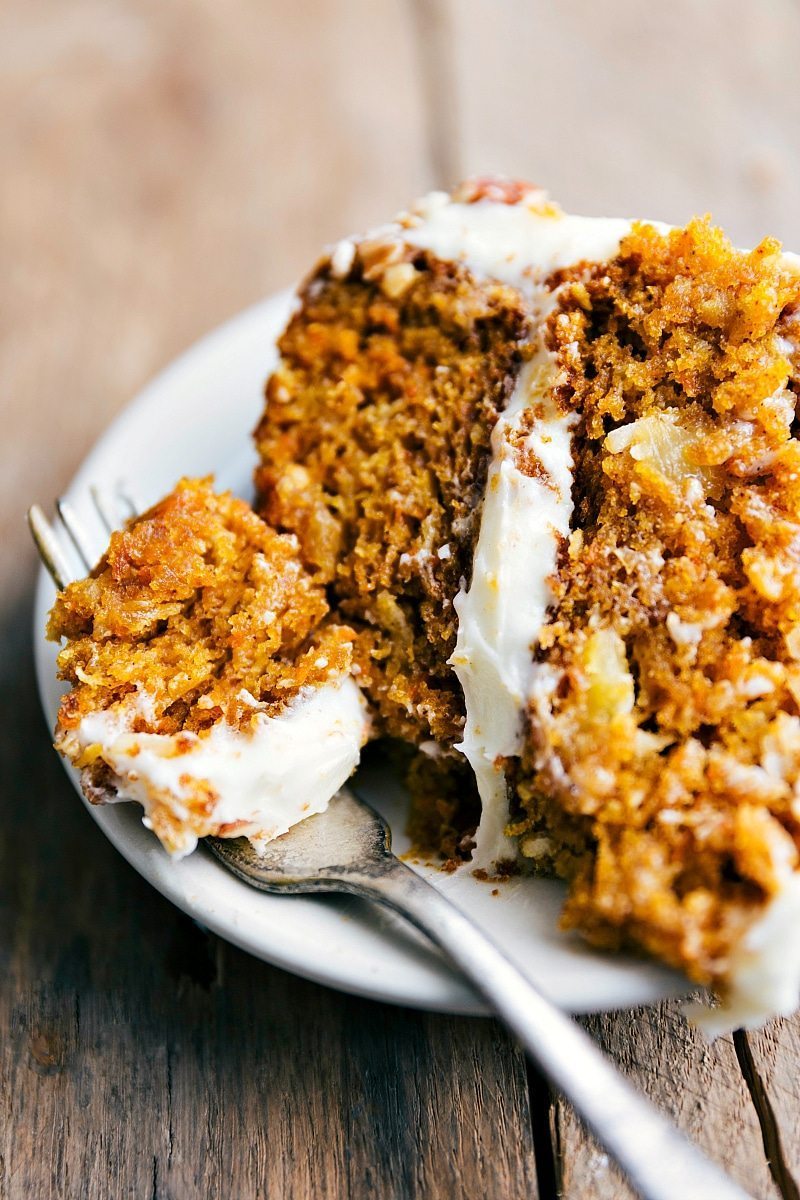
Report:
525,1059,560,1200
734,1031,800,1200
406,0,461,189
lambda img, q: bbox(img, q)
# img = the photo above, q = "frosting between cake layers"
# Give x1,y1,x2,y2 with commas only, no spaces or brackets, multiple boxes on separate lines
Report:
447,357,577,865
67,676,370,857
397,192,634,866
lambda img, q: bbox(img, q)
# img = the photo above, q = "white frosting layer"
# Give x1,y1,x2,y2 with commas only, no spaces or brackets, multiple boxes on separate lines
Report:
401,190,633,294
398,191,633,866
69,678,369,857
449,359,577,864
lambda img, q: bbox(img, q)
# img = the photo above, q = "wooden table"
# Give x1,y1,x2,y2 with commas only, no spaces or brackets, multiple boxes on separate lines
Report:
3,2,800,1195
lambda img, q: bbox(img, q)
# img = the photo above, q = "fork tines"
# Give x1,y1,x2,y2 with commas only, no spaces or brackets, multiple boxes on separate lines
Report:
28,485,139,591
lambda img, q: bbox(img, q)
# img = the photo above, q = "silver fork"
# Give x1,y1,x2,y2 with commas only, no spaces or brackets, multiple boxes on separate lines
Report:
29,489,752,1200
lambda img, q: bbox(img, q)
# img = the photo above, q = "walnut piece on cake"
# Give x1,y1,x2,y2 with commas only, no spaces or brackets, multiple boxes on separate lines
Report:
48,477,370,856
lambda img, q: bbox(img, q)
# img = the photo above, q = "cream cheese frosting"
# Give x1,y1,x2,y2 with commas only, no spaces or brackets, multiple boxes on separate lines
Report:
388,189,636,866
400,188,633,297
63,677,370,857
448,361,577,865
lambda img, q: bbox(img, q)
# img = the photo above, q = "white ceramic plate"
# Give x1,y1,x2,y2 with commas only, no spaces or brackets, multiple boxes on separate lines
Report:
34,291,690,1015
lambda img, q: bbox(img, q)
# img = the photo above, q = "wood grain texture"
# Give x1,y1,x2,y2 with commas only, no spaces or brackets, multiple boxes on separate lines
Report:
0,0,431,606
444,0,800,247
551,1002,779,1200
739,1021,800,1199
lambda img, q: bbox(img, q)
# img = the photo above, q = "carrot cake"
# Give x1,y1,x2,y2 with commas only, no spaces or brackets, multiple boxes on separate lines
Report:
253,180,800,1028
49,180,800,1028
48,477,369,856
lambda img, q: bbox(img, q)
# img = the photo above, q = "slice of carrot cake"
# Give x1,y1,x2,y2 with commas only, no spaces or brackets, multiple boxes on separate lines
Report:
254,180,800,1027
48,477,369,856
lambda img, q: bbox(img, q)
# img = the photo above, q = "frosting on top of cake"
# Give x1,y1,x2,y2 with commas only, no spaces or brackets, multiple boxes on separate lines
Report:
400,187,633,294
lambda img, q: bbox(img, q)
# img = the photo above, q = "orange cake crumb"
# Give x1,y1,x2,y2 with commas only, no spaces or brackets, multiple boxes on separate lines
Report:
255,252,531,751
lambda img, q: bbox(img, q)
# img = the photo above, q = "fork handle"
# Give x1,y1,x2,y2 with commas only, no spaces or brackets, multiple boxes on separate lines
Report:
348,856,751,1200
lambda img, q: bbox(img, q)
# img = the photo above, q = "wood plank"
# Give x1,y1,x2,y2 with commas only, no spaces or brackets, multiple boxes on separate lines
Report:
161,957,538,1199
740,1020,800,1199
0,1,540,1195
550,1000,779,1200
445,0,800,247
